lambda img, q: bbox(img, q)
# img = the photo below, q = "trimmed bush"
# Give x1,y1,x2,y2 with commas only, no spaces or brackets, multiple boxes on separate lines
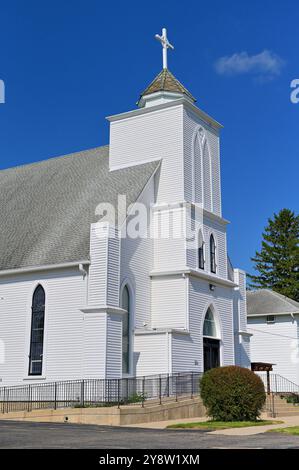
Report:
200,366,266,422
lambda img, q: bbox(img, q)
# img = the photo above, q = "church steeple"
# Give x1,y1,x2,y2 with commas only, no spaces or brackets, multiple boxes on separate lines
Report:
138,28,196,108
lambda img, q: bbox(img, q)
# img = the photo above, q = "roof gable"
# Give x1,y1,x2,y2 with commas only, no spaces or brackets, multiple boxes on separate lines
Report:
247,289,299,316
0,146,159,272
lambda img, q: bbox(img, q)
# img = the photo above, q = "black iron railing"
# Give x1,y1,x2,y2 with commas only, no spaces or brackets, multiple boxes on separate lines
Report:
0,371,202,414
257,372,299,395
256,372,299,417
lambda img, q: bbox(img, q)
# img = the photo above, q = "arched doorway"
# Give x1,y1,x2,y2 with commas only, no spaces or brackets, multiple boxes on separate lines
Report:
203,307,220,372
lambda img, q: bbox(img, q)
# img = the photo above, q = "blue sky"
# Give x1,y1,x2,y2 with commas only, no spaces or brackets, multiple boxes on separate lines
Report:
0,0,298,275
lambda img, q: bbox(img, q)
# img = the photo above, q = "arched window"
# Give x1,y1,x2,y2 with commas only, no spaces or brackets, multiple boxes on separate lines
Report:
210,234,216,273
203,308,217,338
193,131,203,204
198,230,205,270
29,285,45,376
121,285,131,374
203,308,220,371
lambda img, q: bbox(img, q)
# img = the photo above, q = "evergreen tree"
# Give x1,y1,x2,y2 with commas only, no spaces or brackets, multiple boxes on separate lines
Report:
248,209,299,302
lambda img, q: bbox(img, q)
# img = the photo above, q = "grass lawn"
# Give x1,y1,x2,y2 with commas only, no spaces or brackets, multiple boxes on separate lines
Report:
167,420,283,430
268,426,299,436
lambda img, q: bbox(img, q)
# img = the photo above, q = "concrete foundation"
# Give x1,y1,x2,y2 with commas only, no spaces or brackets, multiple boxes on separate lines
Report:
0,397,206,426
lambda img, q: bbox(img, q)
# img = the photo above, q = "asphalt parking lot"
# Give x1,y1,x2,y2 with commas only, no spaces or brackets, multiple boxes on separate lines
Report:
0,420,299,449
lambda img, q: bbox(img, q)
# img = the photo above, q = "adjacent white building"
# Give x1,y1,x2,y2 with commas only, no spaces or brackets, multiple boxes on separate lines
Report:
247,289,299,385
0,34,249,386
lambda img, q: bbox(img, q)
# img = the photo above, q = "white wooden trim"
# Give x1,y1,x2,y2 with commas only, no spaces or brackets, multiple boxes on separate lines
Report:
248,312,299,318
80,306,127,315
0,261,90,278
152,201,230,225
238,331,253,337
107,99,223,130
134,328,189,336
150,268,237,288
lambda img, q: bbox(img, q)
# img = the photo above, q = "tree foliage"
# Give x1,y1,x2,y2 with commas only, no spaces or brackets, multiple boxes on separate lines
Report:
248,209,299,301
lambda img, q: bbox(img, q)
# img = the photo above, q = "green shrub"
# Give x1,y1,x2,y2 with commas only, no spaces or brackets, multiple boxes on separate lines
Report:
286,394,299,405
125,393,147,404
200,366,266,422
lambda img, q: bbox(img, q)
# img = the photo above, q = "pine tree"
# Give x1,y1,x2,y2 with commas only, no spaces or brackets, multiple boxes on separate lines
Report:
248,209,299,302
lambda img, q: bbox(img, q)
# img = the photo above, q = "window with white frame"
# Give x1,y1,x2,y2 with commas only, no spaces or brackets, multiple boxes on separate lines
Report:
121,285,131,374
198,229,205,270
28,285,45,376
203,308,217,337
210,234,216,274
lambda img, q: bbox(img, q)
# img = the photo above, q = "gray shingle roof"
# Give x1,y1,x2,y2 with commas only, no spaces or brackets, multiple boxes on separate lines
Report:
0,146,160,272
247,289,299,316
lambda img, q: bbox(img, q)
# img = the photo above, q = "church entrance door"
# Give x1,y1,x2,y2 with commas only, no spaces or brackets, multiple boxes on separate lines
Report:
203,338,220,372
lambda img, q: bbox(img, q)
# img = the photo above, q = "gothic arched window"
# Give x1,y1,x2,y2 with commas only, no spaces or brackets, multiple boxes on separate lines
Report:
203,308,220,371
121,285,131,374
198,230,205,270
210,234,216,274
203,308,217,338
193,131,203,204
29,285,45,376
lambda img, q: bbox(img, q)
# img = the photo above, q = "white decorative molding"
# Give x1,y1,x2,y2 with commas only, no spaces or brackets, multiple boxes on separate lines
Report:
135,328,190,336
238,331,253,337
0,260,91,278
107,98,223,130
150,267,237,288
80,306,127,315
248,312,299,318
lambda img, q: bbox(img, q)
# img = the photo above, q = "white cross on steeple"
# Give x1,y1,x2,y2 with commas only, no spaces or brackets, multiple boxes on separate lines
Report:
155,28,174,69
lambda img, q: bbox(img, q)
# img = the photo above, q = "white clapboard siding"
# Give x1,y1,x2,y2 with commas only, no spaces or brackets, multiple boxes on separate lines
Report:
88,223,120,308
171,278,234,373
109,104,184,204
248,316,299,385
0,268,87,386
153,207,186,272
233,269,250,367
134,332,169,376
172,333,201,374
120,177,155,329
82,312,107,379
234,270,247,332
239,336,251,368
88,224,109,306
106,314,123,379
151,276,187,330
107,228,120,308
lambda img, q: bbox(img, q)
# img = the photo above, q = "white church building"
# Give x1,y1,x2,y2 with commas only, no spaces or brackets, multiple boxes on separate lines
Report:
0,30,250,386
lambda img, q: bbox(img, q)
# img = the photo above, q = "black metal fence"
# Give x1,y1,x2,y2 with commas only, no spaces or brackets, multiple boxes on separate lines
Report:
0,372,202,414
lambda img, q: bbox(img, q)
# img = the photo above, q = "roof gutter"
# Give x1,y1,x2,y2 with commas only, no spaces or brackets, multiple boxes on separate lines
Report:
248,311,299,318
0,260,90,278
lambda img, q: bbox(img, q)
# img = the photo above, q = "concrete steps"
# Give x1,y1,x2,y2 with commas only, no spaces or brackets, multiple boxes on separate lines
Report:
267,395,299,417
